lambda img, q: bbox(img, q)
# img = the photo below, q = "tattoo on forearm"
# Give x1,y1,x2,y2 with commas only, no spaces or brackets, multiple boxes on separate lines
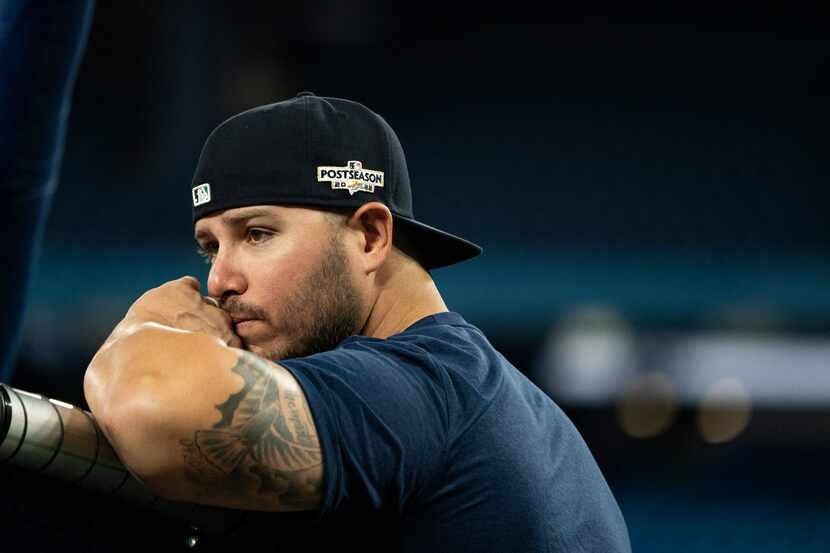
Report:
180,352,322,509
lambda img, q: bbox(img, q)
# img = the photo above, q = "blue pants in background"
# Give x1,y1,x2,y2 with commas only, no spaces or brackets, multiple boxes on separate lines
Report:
0,0,94,382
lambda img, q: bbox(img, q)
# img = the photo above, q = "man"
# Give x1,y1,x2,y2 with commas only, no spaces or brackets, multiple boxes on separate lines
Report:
84,92,631,552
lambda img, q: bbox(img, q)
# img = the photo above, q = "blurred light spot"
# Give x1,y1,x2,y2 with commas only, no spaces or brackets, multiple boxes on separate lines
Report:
617,371,677,439
541,304,637,405
697,378,752,444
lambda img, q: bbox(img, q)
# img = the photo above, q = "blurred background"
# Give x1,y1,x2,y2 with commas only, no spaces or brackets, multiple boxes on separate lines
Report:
3,2,830,552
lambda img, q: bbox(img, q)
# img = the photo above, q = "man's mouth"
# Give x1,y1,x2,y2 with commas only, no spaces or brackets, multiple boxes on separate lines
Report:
230,316,261,334
229,313,256,323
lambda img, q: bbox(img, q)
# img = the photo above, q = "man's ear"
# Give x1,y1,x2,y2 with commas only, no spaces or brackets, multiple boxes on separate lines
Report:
348,202,393,274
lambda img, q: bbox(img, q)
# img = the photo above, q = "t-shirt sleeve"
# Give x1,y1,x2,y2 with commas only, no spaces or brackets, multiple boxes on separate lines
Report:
280,338,450,516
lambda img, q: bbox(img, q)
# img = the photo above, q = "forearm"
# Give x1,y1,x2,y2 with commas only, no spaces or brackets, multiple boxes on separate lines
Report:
84,325,238,487
84,324,323,511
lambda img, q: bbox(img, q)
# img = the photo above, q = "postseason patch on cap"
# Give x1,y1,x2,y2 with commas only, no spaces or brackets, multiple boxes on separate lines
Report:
317,160,384,196
192,183,211,206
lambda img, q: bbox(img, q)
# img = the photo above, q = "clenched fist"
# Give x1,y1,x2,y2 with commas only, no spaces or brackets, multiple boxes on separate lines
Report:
105,276,241,349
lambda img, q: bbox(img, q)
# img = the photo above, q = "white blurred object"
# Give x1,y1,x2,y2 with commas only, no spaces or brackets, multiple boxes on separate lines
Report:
540,305,830,408
667,334,830,408
541,305,637,405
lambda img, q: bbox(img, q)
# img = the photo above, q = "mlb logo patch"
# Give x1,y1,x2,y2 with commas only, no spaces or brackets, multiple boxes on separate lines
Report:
192,183,211,206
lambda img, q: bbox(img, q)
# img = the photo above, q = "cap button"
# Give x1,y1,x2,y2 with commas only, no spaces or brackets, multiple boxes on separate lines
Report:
296,91,316,97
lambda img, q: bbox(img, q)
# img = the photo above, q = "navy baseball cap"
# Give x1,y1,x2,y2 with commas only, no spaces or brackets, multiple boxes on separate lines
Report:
190,92,482,270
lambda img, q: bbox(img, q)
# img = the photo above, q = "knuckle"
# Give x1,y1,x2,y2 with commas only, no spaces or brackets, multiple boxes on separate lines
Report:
181,275,200,287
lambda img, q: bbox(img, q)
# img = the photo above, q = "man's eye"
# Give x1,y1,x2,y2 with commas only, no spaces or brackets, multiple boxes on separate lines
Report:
196,245,216,265
247,229,272,244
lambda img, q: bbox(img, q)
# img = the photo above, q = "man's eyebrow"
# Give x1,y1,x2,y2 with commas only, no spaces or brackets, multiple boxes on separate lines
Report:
194,208,279,241
221,207,279,226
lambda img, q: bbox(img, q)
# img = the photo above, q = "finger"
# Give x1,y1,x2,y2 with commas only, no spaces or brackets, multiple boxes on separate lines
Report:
202,307,238,345
216,324,242,348
225,334,243,349
177,275,201,291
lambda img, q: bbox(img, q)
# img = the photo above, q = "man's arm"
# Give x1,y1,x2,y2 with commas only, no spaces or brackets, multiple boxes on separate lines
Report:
84,323,323,512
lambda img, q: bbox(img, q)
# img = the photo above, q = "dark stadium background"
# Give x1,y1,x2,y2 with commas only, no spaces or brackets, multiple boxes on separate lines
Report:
3,3,829,552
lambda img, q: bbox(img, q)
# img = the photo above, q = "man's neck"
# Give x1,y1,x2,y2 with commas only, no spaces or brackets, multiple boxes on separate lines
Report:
360,260,448,340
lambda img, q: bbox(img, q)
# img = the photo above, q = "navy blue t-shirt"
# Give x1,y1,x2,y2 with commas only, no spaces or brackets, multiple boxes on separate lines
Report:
280,312,631,552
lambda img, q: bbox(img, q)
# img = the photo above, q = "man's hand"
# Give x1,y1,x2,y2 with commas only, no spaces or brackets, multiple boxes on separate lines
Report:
104,276,241,349
82,279,323,513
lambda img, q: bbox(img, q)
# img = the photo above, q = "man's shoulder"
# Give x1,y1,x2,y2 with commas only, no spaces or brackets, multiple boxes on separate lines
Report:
308,311,491,367
280,311,510,412
389,311,495,362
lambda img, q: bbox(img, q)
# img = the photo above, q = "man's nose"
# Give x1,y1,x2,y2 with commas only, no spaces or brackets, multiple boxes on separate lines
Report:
207,247,247,299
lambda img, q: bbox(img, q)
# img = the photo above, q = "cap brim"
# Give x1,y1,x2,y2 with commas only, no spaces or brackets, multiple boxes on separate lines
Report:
392,215,483,270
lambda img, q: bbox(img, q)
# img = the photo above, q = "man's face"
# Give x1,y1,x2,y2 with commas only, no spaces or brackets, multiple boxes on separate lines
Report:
194,205,363,360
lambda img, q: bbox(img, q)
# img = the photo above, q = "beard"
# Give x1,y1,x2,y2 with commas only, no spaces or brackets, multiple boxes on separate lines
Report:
271,235,363,360
224,234,364,361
